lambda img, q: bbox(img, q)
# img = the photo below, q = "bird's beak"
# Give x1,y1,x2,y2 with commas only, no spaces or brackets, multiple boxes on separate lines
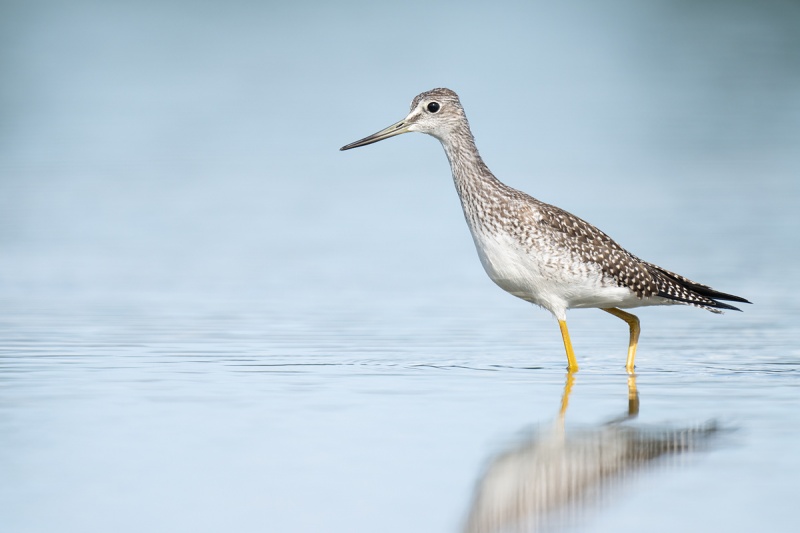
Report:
340,117,412,151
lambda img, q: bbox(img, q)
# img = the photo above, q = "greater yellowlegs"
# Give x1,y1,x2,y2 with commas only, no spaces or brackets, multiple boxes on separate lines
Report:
340,88,749,372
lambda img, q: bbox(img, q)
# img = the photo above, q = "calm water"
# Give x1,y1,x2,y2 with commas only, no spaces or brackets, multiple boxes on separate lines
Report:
2,2,799,532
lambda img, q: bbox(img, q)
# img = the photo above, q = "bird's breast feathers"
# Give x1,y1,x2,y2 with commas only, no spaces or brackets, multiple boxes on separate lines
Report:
468,226,638,314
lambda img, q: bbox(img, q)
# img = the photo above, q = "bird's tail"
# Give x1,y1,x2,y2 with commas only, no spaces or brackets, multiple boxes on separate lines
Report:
645,263,751,313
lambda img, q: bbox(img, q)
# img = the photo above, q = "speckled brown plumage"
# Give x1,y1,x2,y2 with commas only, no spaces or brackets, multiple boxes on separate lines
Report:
426,88,748,314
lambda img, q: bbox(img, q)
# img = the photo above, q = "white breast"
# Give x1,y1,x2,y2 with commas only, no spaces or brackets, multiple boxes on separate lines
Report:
467,226,637,319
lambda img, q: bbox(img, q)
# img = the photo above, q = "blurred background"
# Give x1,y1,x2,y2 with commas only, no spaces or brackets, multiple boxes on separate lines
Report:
1,1,799,532
1,0,798,307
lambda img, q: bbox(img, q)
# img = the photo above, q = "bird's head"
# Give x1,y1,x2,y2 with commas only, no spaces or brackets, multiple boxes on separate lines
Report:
340,88,466,150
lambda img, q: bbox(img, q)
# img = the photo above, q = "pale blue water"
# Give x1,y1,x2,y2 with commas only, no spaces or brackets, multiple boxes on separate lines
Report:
1,2,799,532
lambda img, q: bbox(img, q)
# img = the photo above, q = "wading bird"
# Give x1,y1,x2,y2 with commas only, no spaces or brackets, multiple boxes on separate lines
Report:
341,88,749,372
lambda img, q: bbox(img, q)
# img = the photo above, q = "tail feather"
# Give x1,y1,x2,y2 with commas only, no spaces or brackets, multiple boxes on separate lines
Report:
645,263,751,312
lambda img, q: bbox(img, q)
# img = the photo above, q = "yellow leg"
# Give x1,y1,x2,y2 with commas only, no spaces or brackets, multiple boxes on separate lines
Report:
602,308,640,373
558,320,579,372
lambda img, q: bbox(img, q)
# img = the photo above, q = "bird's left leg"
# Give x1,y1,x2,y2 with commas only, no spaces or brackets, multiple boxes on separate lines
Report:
602,308,640,373
558,320,579,372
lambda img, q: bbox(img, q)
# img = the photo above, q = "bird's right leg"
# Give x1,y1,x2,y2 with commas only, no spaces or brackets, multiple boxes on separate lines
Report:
602,307,640,373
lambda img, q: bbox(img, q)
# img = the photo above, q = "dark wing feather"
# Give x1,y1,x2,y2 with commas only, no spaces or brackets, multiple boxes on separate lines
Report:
644,263,751,312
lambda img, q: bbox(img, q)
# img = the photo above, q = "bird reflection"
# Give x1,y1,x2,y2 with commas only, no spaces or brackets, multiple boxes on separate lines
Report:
463,373,717,533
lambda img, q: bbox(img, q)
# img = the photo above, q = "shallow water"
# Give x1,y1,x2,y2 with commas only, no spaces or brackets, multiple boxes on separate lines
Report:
2,1,800,532
1,291,798,533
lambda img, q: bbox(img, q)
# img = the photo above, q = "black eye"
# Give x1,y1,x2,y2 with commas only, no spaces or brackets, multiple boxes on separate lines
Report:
427,102,440,113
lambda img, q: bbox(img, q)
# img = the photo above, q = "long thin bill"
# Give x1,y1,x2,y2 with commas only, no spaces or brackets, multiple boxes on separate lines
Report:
340,118,410,151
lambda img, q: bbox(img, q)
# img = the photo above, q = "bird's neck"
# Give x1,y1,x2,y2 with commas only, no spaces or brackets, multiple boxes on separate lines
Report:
439,125,507,214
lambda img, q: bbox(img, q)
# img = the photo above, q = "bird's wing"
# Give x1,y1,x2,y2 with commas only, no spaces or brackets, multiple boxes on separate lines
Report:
531,200,747,311
532,200,660,298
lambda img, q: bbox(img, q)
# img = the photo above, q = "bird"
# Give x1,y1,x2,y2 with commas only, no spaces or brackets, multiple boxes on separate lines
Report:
340,88,749,373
